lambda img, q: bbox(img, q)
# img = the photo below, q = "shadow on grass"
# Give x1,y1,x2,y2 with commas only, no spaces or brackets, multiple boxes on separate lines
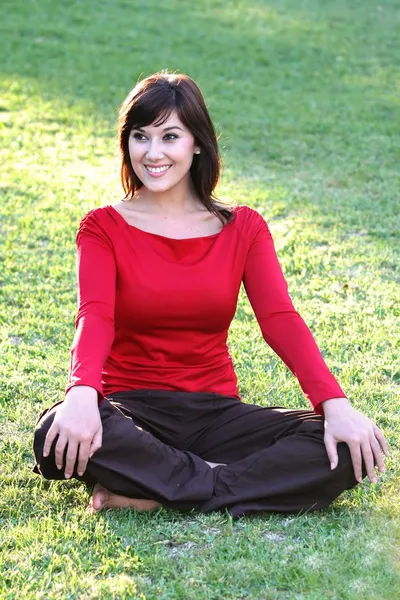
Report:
2,0,399,245
1,0,399,163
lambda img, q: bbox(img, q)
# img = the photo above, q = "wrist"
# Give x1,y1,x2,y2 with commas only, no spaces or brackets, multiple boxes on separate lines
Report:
65,385,99,404
321,397,350,416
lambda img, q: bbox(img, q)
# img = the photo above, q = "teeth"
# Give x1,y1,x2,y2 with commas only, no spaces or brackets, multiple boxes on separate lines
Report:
146,165,170,173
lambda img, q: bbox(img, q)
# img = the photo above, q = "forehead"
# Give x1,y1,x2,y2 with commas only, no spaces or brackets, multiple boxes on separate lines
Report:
136,110,187,132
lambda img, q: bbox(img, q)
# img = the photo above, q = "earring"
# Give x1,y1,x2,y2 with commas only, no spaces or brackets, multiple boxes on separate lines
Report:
194,149,200,154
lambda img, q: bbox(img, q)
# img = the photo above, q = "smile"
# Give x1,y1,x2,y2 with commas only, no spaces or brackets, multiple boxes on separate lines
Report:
145,165,172,174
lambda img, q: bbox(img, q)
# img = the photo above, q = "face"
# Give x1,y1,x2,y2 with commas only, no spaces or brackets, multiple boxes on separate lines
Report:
128,111,200,193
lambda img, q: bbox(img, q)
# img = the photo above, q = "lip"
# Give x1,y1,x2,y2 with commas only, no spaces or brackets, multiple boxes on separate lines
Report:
144,165,172,178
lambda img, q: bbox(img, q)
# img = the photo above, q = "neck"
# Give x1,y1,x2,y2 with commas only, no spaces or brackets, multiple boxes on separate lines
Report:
134,178,202,214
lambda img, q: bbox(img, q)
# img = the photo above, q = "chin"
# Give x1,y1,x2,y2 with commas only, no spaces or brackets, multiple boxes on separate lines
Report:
147,175,189,193
134,166,192,193
145,180,177,193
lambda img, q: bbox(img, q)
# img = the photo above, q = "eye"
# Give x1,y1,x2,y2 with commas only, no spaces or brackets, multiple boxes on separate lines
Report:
132,132,147,140
131,132,177,141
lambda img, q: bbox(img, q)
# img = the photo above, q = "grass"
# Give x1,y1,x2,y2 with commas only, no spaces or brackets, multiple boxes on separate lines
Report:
1,0,399,598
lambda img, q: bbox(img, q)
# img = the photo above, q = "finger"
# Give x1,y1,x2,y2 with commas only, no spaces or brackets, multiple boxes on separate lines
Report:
43,423,59,458
76,440,91,477
89,427,103,459
64,440,79,479
54,433,68,470
370,435,386,474
324,434,339,470
349,443,363,483
373,425,389,457
361,440,376,483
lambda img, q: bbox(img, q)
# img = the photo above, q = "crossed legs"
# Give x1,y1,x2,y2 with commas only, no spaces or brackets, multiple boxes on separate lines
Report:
33,391,360,517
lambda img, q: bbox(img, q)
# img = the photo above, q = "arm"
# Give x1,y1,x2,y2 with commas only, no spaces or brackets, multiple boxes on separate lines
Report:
243,211,345,415
243,210,388,481
44,211,116,478
66,210,116,401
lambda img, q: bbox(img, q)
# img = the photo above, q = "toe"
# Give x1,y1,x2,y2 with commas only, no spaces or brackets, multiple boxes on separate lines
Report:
92,484,109,511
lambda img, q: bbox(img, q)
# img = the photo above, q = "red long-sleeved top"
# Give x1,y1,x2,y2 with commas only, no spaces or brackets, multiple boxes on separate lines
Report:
66,205,346,415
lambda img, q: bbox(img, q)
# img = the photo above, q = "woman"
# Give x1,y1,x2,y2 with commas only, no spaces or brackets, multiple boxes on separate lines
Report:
33,71,388,517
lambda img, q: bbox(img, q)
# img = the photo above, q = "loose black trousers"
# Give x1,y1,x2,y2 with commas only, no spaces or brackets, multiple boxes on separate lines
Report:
33,390,360,518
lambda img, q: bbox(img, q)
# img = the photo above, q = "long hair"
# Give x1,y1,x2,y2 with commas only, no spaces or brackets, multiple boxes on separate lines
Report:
118,70,232,224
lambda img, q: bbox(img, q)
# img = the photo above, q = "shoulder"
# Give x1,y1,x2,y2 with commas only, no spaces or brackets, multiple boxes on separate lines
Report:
231,205,272,238
76,206,122,246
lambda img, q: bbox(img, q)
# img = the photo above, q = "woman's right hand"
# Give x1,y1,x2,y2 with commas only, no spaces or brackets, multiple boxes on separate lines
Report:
43,385,102,479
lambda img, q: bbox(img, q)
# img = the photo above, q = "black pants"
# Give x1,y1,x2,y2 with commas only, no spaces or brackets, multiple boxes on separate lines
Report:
33,390,360,518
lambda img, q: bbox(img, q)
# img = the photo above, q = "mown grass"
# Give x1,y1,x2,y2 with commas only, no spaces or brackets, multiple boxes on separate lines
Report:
1,0,399,598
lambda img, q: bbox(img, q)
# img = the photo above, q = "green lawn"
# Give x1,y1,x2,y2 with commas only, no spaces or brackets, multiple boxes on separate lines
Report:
1,0,399,598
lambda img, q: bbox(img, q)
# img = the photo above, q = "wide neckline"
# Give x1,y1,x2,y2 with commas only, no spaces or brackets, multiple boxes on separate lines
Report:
107,205,236,241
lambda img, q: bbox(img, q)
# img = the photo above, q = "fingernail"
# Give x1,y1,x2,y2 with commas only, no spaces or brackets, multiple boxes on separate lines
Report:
371,477,377,484
78,471,83,477
380,467,386,473
43,451,48,458
330,462,335,470
358,477,362,483
65,473,71,479
57,464,61,470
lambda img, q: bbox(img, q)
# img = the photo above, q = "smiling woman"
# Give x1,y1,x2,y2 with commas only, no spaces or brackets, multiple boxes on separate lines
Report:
32,70,387,517
117,71,231,230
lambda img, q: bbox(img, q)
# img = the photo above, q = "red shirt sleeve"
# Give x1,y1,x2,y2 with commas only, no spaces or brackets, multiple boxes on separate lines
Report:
242,209,346,415
65,210,116,403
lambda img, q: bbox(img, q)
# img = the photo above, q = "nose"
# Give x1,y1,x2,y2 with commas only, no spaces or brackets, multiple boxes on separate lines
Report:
146,139,165,162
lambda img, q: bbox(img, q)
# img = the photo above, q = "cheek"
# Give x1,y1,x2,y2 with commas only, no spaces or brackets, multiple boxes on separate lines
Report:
128,140,143,164
174,140,196,163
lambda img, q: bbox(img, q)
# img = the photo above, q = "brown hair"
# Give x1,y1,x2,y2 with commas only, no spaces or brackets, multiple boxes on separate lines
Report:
118,70,232,224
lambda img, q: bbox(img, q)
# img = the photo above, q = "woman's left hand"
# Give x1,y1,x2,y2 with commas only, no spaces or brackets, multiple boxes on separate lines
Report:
322,397,389,483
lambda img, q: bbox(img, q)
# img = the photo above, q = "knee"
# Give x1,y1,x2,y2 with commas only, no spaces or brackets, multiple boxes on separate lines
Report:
33,407,55,455
297,415,325,441
336,442,363,485
33,405,63,480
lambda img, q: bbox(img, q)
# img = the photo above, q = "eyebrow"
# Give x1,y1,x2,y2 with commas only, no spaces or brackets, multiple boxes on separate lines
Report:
134,126,184,132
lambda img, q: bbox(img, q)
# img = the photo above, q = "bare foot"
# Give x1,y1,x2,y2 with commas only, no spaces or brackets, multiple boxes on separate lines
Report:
87,483,161,514
87,462,225,513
